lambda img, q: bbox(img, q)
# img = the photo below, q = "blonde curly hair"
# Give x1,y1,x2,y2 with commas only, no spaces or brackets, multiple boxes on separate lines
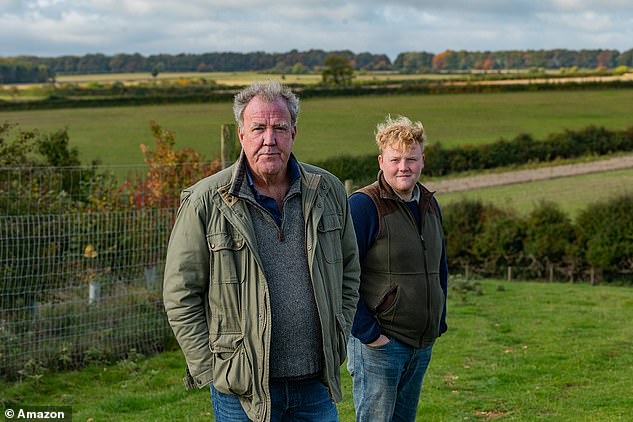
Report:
375,115,426,152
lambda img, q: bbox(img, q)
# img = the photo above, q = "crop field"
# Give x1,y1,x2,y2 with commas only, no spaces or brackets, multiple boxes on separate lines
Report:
0,72,459,99
1,89,633,167
32,71,460,87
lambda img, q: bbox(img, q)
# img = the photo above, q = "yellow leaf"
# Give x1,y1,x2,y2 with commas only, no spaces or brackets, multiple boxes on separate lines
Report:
84,244,97,258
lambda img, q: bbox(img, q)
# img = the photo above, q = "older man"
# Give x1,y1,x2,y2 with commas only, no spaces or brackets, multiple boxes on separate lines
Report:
163,80,360,422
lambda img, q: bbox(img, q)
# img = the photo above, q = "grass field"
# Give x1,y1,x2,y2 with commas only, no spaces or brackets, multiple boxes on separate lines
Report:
435,167,633,219
2,279,632,421
1,89,633,166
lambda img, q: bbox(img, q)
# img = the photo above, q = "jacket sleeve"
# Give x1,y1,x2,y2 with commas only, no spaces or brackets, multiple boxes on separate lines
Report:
436,198,449,336
163,191,213,389
339,185,361,339
348,193,382,344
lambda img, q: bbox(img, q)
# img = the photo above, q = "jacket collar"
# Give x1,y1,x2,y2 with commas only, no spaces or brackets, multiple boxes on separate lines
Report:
228,152,301,198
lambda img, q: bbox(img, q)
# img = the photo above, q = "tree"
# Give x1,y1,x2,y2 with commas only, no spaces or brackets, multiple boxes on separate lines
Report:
321,55,354,86
393,52,434,72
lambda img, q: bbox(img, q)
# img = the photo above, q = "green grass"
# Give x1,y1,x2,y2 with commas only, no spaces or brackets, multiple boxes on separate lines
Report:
2,279,632,421
1,89,633,165
436,167,633,219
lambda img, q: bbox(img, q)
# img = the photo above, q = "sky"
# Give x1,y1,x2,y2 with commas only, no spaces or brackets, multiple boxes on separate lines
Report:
1,0,632,60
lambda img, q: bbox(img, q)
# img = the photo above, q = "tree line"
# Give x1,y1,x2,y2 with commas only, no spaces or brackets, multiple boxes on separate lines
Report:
2,48,633,83
0,62,54,84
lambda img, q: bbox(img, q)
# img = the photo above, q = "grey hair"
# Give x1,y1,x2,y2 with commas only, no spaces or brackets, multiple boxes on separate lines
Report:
232,80,300,129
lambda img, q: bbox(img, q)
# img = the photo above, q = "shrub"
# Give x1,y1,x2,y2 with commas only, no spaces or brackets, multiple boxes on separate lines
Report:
312,153,378,187
472,208,526,276
118,121,221,209
523,201,578,277
442,199,490,269
576,194,633,278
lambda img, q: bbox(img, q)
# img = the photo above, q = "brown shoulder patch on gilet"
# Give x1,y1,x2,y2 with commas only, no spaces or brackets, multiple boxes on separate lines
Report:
357,183,398,239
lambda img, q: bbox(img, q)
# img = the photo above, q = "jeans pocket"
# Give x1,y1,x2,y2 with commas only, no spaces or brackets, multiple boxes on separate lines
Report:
365,337,391,351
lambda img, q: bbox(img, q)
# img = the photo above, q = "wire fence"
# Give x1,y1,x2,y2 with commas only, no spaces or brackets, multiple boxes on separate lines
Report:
0,165,178,379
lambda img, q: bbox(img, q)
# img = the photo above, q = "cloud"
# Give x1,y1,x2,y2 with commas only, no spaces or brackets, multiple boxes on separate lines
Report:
1,0,632,58
538,10,612,32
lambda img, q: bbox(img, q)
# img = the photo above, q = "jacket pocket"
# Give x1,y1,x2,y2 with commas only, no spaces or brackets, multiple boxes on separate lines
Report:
208,232,246,334
375,286,398,314
211,335,253,397
317,212,343,263
208,232,245,284
374,286,402,331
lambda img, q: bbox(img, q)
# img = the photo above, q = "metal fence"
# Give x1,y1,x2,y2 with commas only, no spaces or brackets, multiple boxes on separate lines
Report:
0,165,177,378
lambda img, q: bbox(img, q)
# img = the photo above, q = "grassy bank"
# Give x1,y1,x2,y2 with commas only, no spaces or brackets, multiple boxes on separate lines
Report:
1,89,632,166
2,279,632,421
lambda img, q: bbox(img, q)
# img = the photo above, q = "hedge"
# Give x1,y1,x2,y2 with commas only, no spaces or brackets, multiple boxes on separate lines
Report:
442,195,633,282
3,78,633,111
312,125,633,182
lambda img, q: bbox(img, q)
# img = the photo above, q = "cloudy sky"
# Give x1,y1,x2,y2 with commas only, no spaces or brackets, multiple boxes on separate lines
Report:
1,0,632,60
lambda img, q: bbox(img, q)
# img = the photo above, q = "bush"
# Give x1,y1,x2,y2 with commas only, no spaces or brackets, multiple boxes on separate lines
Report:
524,201,578,277
311,153,378,187
576,194,633,278
118,121,221,209
443,196,633,283
442,199,489,269
472,208,526,275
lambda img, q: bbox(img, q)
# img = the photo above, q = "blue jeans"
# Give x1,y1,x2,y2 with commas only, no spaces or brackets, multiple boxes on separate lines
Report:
347,336,433,422
210,377,339,422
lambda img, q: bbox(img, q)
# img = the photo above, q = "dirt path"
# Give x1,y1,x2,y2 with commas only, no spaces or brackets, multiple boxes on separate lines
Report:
424,155,633,193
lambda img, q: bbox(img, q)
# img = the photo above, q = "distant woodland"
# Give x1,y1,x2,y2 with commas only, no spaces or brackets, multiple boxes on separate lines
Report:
2,48,633,84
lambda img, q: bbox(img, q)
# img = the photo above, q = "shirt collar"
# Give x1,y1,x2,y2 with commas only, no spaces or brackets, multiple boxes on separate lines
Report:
244,154,301,189
394,184,420,203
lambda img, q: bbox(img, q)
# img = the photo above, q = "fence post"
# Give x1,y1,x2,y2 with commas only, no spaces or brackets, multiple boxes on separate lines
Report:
507,266,512,282
89,280,101,305
590,267,595,285
144,265,159,291
465,263,469,282
221,123,239,169
344,179,354,195
549,264,554,282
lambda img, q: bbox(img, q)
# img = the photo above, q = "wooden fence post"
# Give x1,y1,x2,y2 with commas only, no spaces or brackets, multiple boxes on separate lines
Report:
507,266,512,282
344,179,354,195
221,124,239,169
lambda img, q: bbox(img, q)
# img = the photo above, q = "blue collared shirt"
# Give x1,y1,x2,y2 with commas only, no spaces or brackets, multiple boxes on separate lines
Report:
245,156,301,227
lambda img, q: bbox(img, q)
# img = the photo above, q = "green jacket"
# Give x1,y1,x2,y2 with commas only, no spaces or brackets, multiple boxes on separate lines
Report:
163,155,360,422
